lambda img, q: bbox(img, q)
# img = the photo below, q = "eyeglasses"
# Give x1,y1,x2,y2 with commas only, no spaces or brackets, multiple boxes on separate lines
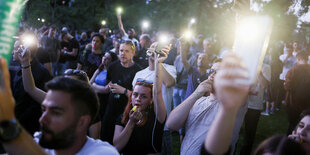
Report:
136,78,153,85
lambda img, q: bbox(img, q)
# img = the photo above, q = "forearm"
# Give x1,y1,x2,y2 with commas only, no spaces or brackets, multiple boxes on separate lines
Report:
117,15,125,35
92,83,110,94
154,62,166,123
204,106,239,155
3,128,47,155
76,63,82,70
166,92,200,130
22,66,46,103
113,123,135,151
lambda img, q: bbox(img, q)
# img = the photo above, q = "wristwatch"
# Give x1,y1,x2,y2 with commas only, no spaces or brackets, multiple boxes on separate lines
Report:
0,120,22,142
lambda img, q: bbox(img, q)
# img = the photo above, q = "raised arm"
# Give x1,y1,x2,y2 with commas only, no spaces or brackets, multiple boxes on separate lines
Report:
153,52,167,123
204,53,250,154
18,48,46,103
166,77,212,131
0,58,48,155
179,40,191,71
116,13,126,36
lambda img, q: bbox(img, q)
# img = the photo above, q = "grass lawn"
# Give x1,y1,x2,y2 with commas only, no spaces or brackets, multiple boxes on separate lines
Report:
171,105,289,155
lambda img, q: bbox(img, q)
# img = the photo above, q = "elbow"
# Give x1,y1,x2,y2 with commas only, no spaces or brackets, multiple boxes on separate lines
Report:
165,115,180,131
165,79,175,88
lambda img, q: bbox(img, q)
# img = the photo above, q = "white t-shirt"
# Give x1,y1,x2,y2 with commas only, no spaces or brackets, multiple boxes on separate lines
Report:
34,133,119,155
132,64,176,118
181,96,247,155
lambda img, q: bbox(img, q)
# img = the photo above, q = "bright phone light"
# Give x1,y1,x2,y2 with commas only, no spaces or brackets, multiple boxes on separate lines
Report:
116,7,123,14
184,29,193,40
233,15,273,84
101,20,106,25
37,18,40,21
22,34,36,46
190,18,196,24
159,34,168,44
41,19,45,23
235,17,261,43
142,20,150,29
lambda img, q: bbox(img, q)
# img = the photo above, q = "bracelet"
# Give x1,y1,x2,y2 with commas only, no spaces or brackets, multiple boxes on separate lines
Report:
124,89,127,95
21,64,31,69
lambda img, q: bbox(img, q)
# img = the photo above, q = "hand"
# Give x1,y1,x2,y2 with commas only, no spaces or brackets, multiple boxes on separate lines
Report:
193,79,213,98
128,110,143,125
16,48,31,67
214,53,250,111
0,58,16,121
288,130,302,143
108,82,125,94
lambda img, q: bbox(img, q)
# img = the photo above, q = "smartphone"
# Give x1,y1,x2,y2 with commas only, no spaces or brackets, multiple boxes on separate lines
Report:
155,34,169,56
233,15,273,84
155,42,167,56
20,47,28,57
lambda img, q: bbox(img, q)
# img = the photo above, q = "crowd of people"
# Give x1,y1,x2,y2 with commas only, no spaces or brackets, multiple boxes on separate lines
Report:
0,3,310,155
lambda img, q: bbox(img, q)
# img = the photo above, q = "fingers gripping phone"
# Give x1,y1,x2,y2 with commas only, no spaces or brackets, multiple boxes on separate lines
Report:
233,15,273,84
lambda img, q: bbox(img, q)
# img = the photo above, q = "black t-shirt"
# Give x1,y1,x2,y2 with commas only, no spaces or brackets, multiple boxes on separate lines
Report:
133,48,149,69
101,61,141,143
78,49,103,78
37,35,60,63
59,38,80,62
107,60,142,114
116,111,165,155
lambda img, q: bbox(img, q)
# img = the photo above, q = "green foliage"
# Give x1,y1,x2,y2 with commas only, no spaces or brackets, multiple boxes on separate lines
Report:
23,0,309,41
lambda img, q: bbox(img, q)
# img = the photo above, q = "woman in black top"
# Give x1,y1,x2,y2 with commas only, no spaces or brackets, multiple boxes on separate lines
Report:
113,46,168,155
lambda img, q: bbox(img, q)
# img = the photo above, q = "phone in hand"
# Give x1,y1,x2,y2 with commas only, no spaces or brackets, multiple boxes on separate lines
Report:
155,34,169,56
233,15,273,84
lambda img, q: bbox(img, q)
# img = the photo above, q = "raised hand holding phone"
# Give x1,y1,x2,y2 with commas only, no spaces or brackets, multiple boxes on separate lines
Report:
232,0,273,85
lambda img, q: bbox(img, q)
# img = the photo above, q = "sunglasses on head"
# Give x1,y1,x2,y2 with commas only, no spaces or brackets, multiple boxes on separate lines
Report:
63,69,88,78
136,78,153,85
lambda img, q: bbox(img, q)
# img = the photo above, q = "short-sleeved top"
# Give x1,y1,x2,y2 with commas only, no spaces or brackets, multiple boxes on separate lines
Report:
38,35,60,63
79,49,103,78
59,38,80,62
133,48,149,69
185,66,209,99
132,64,176,115
34,135,119,155
181,97,221,155
279,54,296,80
95,70,108,86
115,111,165,155
107,60,142,117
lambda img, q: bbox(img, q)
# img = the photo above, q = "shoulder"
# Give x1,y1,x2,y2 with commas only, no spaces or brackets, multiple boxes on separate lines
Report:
79,137,119,155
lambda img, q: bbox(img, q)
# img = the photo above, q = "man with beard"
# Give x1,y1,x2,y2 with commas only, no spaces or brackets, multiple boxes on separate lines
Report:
0,63,119,155
166,61,246,155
